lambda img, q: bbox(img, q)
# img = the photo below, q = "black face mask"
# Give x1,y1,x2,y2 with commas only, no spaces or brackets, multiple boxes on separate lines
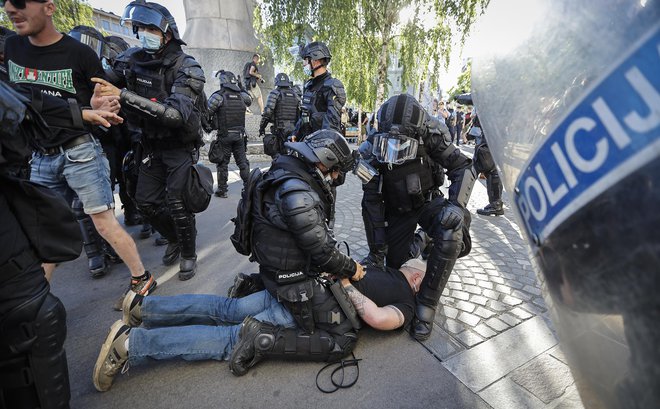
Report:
1,0,48,10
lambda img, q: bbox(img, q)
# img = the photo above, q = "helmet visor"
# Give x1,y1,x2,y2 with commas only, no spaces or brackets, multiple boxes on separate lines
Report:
372,133,419,165
69,30,103,57
121,4,169,33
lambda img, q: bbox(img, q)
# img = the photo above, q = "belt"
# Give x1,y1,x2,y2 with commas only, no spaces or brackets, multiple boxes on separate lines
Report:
43,134,93,156
0,249,40,285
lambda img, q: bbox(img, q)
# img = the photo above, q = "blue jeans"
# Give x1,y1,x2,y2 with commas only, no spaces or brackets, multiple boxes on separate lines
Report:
128,291,295,366
30,139,114,214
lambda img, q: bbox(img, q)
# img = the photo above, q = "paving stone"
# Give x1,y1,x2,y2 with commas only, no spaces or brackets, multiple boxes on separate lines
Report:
507,280,525,289
474,273,489,281
551,384,585,409
479,378,546,409
485,317,510,332
462,277,478,285
454,329,484,348
510,354,574,403
511,289,534,301
482,289,500,300
438,305,459,320
422,325,465,361
477,280,494,290
464,285,482,295
521,302,546,315
499,313,522,327
458,312,481,326
451,290,470,301
510,307,533,320
470,295,488,306
501,295,523,306
531,297,547,309
441,318,467,335
443,317,559,391
447,282,462,291
455,300,476,313
474,306,496,319
488,300,508,312
473,323,497,339
494,284,512,294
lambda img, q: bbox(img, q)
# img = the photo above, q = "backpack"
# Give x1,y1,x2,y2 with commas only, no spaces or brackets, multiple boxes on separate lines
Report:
230,167,264,256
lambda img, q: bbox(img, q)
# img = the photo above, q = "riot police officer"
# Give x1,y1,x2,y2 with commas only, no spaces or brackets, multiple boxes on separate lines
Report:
472,113,503,216
95,1,206,281
292,42,346,141
259,72,300,158
206,70,252,198
360,94,476,341
228,130,365,375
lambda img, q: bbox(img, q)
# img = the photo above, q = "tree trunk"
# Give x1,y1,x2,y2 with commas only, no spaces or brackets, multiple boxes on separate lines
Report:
375,39,389,109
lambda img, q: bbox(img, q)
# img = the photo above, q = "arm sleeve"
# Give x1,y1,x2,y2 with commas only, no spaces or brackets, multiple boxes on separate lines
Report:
277,179,356,278
321,79,346,132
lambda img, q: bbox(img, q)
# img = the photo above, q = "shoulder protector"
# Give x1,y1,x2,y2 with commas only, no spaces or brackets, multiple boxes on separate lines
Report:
207,91,224,113
172,56,206,99
324,77,346,106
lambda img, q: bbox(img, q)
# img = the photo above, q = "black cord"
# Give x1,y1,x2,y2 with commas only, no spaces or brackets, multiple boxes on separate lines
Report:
315,353,361,393
338,240,351,257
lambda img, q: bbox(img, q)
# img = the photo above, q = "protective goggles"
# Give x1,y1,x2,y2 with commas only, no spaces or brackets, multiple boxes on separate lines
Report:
1,0,48,9
372,133,419,165
121,4,169,34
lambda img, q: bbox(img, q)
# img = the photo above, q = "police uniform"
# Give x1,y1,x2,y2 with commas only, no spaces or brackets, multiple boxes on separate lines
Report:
472,113,503,216
206,71,252,197
0,82,96,409
360,94,476,341
112,1,206,280
259,73,300,158
228,130,360,375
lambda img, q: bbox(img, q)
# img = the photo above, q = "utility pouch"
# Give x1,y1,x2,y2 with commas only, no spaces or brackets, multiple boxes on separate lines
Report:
277,279,316,333
329,281,362,330
406,173,425,210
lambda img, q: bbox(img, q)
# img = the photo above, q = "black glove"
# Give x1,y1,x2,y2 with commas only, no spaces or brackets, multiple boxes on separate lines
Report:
440,203,464,230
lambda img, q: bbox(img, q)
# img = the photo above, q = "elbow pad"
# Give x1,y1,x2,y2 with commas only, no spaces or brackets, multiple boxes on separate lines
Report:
120,89,183,128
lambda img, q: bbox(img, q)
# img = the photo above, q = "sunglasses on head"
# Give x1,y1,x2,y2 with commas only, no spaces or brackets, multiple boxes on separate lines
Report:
1,0,48,9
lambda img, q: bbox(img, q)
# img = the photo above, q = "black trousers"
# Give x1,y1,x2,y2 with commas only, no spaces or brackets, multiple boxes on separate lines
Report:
216,135,249,193
384,195,448,269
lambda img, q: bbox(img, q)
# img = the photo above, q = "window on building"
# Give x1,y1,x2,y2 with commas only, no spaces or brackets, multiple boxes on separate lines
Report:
112,23,121,33
102,20,110,30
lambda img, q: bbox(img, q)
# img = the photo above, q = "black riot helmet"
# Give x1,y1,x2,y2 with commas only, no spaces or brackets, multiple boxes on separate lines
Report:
285,129,355,173
102,36,130,65
301,41,332,63
215,70,241,92
377,93,428,140
274,73,292,87
68,25,105,58
121,1,185,45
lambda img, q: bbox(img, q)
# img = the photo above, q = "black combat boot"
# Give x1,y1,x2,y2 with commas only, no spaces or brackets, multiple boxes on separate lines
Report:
162,242,181,266
477,200,504,216
229,317,277,376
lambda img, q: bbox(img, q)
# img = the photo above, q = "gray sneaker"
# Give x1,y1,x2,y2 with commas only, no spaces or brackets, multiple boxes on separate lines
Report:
93,320,130,392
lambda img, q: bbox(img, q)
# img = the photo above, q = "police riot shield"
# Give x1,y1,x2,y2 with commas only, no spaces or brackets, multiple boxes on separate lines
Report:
470,0,659,407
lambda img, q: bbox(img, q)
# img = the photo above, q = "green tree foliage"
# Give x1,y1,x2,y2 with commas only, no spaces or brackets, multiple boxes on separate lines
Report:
255,0,489,110
448,59,471,99
1,0,94,34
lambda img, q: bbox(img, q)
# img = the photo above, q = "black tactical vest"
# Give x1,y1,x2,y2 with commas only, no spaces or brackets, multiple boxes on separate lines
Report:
126,51,185,141
215,87,246,137
274,88,299,131
251,156,332,274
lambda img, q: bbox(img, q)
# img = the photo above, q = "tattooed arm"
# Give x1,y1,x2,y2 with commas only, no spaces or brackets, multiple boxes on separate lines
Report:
340,278,406,330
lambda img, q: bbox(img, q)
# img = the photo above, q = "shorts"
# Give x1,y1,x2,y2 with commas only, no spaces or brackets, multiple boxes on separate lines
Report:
30,139,114,215
248,82,262,101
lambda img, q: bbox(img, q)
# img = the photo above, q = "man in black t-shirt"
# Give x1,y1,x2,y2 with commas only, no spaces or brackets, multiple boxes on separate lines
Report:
3,0,156,298
243,53,265,114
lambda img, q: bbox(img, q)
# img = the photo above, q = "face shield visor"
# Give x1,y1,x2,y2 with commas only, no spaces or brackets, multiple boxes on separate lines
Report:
69,30,103,58
372,133,419,165
121,4,169,35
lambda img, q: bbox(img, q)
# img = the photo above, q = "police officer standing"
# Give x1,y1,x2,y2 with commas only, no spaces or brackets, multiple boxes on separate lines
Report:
293,42,346,142
206,70,252,198
94,1,206,281
259,72,300,158
360,94,476,341
473,113,504,216
228,129,365,375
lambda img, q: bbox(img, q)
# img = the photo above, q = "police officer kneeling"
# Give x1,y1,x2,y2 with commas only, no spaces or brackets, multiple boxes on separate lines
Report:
360,94,476,341
229,129,365,375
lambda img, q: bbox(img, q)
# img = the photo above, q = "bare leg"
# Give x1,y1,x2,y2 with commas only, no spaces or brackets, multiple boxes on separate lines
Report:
90,209,145,277
43,263,56,282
